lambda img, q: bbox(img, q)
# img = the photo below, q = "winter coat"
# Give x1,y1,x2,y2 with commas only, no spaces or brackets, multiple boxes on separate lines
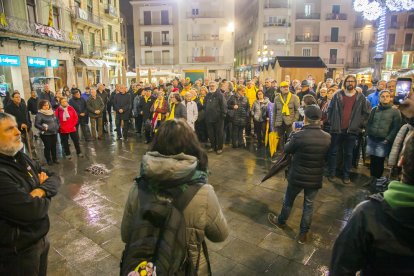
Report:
367,90,380,108
54,106,78,134
273,92,300,128
297,89,317,103
138,96,154,121
34,112,59,135
150,99,168,121
264,86,276,103
39,91,55,103
284,125,331,189
69,97,89,125
204,91,227,123
252,98,269,122
132,94,141,118
5,102,31,130
121,152,228,276
114,92,132,120
86,96,105,118
328,90,369,135
27,97,38,115
245,86,257,109
0,152,60,254
227,94,250,126
330,192,414,275
388,123,414,166
172,102,187,120
367,104,401,142
97,89,109,105
185,101,198,129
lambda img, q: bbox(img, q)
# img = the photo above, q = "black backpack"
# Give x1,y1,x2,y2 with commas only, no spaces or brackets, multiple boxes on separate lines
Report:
120,178,207,276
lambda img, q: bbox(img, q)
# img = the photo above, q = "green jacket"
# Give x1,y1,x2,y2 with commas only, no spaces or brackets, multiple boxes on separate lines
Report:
367,104,401,142
86,96,105,118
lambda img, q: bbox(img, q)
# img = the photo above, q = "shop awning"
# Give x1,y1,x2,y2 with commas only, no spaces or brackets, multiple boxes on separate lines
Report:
79,58,109,69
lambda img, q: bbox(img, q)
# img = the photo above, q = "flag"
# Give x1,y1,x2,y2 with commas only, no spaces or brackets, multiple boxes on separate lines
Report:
48,0,53,27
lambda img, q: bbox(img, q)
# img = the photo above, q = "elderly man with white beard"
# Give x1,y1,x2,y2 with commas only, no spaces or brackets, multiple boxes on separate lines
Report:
0,112,61,276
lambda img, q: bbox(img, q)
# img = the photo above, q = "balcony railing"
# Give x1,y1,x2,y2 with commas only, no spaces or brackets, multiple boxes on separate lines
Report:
187,34,223,41
104,4,118,18
264,39,289,45
403,45,414,51
324,36,346,42
326,13,347,20
263,22,291,27
140,59,174,65
0,15,81,45
295,35,319,42
387,44,402,51
140,21,172,26
355,21,378,28
72,6,102,27
296,13,320,20
187,56,223,63
323,58,345,65
264,3,289,8
186,11,224,18
102,40,125,52
352,40,364,47
140,40,174,46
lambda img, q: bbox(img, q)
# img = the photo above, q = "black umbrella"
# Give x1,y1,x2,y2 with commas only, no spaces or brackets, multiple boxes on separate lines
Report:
261,153,292,183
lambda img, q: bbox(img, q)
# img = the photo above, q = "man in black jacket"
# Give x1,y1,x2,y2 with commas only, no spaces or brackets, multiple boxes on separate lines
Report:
204,81,227,154
0,112,61,275
114,84,132,141
69,90,93,142
5,92,38,160
330,132,414,275
138,88,154,143
268,105,331,244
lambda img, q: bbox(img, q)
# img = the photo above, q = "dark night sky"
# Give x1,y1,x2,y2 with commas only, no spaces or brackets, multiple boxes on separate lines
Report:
120,0,135,67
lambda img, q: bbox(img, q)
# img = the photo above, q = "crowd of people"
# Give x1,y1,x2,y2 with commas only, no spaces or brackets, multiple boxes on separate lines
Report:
1,73,414,275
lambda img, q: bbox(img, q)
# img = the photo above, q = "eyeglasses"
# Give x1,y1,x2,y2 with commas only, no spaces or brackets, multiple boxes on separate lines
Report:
345,80,356,83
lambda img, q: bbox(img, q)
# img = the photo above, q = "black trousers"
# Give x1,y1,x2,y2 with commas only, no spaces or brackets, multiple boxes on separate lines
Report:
106,104,113,123
276,122,292,151
232,124,244,147
254,121,266,147
0,237,49,276
102,109,108,124
206,120,224,150
76,123,92,140
370,155,386,178
195,119,208,143
60,131,81,155
224,117,232,144
134,115,143,134
116,115,130,138
40,134,57,162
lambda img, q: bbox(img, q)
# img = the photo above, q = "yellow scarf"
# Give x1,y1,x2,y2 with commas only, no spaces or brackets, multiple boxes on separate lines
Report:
167,103,175,120
144,95,150,103
199,96,204,105
279,93,292,116
154,98,164,120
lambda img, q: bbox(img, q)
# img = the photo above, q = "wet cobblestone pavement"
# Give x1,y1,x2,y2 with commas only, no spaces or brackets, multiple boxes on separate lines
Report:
45,134,371,275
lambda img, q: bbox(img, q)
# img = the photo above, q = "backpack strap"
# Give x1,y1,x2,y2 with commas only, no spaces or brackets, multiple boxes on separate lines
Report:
174,182,204,211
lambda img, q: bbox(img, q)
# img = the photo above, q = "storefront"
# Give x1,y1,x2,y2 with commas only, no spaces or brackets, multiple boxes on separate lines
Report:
0,54,21,97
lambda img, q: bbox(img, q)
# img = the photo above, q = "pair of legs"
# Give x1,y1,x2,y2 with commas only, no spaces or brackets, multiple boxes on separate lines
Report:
116,116,130,139
254,120,266,147
328,132,358,179
22,128,38,159
277,185,319,234
60,131,81,156
90,117,103,139
232,124,244,148
40,134,57,163
276,122,292,152
207,120,224,151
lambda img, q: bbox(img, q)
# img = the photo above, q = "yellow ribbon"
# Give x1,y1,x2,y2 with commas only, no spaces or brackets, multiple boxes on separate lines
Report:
279,92,292,116
167,103,175,120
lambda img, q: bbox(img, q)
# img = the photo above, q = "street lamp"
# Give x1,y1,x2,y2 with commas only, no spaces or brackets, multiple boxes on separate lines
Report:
257,45,275,65
353,0,414,80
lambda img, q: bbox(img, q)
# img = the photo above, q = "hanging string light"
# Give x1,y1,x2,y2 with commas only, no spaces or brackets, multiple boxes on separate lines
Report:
353,0,369,12
363,1,382,21
401,0,414,10
386,0,404,11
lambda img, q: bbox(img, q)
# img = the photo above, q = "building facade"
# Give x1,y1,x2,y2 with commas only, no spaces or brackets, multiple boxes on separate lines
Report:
131,0,235,83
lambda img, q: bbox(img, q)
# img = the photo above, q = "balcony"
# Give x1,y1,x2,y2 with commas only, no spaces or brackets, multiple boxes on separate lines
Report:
354,21,378,28
324,36,346,42
295,35,319,42
140,58,174,65
72,6,102,28
187,34,223,41
0,15,81,47
185,11,224,19
264,3,289,8
187,56,223,63
352,40,364,48
263,22,291,27
296,13,320,20
140,21,172,26
323,58,345,65
104,4,118,18
369,41,376,48
326,13,347,20
102,41,125,53
264,39,289,45
403,45,414,51
140,40,174,46
387,44,402,51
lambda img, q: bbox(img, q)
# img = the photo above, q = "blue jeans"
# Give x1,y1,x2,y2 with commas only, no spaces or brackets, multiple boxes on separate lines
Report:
278,184,319,234
328,132,358,178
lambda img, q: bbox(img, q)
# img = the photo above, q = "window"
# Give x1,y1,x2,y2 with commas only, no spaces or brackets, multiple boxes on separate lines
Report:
90,32,95,48
108,25,113,41
143,11,151,25
162,31,170,45
52,6,60,28
385,53,394,69
331,27,339,42
87,0,93,13
390,15,398,28
353,51,361,64
26,0,36,23
408,14,414,28
332,5,340,14
144,31,152,46
161,10,169,25
102,28,105,40
404,33,413,50
115,31,118,42
304,4,312,16
192,8,199,16
401,54,410,69
302,48,311,56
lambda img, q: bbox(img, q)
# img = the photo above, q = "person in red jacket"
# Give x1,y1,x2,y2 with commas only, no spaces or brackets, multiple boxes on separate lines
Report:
55,97,83,159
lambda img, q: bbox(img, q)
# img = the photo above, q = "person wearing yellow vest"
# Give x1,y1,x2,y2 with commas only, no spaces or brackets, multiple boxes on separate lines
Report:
245,80,258,135
273,81,300,154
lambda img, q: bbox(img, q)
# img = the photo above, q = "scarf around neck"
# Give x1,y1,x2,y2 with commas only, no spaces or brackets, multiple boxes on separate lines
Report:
61,106,70,121
39,109,54,116
279,92,292,116
167,103,176,120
